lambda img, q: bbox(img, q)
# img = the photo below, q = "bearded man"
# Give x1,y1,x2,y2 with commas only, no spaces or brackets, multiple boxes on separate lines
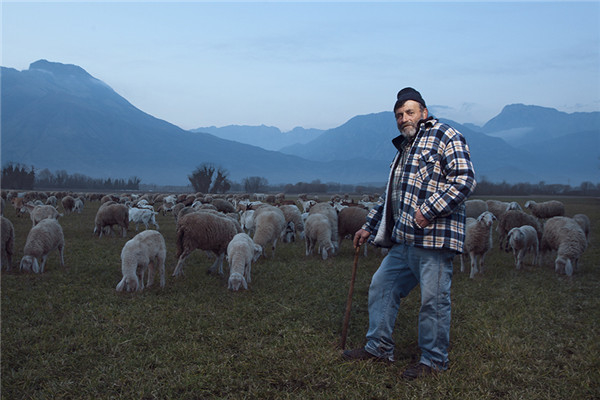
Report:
342,87,477,380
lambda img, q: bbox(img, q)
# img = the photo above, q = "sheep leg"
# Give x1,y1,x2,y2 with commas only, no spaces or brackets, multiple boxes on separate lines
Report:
208,253,225,276
157,256,166,288
460,254,465,273
40,255,48,273
245,261,252,284
51,244,64,268
469,253,478,279
479,253,486,275
146,260,155,287
173,249,192,277
137,265,146,291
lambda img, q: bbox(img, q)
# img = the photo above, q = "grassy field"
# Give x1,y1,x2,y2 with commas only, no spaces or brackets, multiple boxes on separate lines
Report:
2,196,599,399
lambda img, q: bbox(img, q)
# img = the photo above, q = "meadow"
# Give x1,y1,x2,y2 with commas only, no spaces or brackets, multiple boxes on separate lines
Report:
2,196,599,399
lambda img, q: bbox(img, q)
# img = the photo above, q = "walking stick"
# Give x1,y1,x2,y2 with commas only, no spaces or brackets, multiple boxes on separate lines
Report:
340,245,361,350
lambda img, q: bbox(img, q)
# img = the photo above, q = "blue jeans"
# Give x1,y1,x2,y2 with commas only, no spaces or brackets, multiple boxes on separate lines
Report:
364,243,455,369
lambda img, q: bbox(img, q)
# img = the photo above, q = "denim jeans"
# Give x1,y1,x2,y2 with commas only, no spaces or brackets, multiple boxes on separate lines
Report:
364,243,455,369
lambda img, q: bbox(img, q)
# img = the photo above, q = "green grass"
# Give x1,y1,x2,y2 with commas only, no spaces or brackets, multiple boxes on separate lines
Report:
2,196,599,399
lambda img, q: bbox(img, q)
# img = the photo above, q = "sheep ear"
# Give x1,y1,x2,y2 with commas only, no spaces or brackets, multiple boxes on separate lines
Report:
242,276,248,290
32,258,40,274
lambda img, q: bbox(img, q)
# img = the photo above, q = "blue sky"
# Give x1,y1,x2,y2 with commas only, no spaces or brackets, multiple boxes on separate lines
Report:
2,1,599,131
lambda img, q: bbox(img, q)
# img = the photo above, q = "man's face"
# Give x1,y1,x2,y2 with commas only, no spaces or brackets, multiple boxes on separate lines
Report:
395,100,428,139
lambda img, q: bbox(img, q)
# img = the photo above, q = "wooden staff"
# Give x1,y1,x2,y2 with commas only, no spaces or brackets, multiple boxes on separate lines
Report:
340,245,361,349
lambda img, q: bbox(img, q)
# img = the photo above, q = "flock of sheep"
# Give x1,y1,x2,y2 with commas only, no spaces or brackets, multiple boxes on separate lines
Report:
0,191,372,292
462,199,590,278
0,191,592,294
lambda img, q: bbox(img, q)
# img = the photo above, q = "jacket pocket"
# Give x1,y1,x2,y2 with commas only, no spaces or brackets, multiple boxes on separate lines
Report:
418,150,440,183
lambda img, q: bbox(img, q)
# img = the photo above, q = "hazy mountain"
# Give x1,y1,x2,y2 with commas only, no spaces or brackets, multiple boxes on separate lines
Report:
191,125,324,151
1,60,388,186
481,104,600,147
279,111,599,185
2,60,598,187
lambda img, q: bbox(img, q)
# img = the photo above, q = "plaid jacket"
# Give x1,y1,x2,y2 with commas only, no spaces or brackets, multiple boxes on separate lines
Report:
363,117,476,253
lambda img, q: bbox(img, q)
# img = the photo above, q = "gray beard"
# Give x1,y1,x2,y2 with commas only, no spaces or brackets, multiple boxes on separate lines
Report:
401,125,417,139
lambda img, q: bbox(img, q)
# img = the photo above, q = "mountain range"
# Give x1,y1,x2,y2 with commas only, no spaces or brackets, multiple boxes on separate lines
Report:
2,60,598,187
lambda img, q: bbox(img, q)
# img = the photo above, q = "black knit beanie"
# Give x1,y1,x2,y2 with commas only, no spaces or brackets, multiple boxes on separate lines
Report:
394,87,426,111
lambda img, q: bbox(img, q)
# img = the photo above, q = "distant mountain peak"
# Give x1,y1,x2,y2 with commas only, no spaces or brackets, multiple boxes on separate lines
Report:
29,59,94,79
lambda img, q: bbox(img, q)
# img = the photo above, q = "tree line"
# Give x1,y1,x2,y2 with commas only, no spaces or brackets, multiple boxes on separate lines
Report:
1,163,140,191
2,162,599,197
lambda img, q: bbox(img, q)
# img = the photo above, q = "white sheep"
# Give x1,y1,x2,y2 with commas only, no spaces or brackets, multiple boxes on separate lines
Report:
308,202,339,253
305,213,335,260
128,207,160,231
116,230,166,292
572,213,591,243
252,206,286,258
226,233,262,291
45,195,58,207
173,211,241,277
73,197,85,213
24,204,63,227
278,204,305,242
94,203,129,237
461,211,496,278
506,225,539,270
1,216,15,270
496,210,542,251
540,216,587,276
464,199,488,219
240,209,256,236
19,218,65,273
524,200,565,219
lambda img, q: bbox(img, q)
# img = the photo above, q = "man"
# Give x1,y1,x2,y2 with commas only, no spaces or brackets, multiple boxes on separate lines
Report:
342,87,476,379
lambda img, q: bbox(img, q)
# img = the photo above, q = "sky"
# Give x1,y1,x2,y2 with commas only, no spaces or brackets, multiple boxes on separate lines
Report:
2,1,599,132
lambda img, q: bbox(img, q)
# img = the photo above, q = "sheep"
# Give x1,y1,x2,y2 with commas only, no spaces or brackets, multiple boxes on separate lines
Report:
19,218,65,273
461,211,496,278
240,209,256,236
10,196,29,217
486,199,521,220
128,207,160,231
1,216,15,270
305,213,335,260
308,202,339,253
226,233,262,291
173,211,241,277
337,206,368,250
211,198,236,214
496,210,542,251
94,203,129,238
464,199,488,219
24,204,62,227
252,206,286,258
506,225,539,270
73,197,85,213
278,204,305,242
116,230,166,292
540,216,587,276
524,200,565,219
45,195,58,207
61,195,76,214
572,213,591,243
